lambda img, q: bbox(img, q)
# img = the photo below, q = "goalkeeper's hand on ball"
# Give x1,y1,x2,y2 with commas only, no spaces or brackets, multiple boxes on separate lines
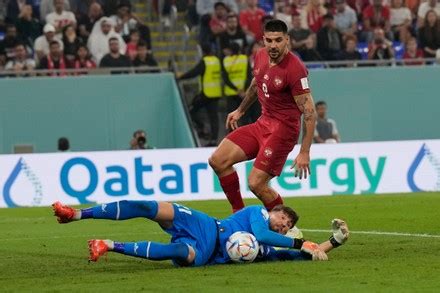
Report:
329,219,350,247
300,241,328,261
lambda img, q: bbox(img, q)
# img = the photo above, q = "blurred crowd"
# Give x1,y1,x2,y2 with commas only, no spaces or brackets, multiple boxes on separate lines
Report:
0,0,159,76
187,0,440,66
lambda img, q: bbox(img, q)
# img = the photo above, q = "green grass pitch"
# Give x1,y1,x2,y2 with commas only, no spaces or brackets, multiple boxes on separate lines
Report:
1,193,440,292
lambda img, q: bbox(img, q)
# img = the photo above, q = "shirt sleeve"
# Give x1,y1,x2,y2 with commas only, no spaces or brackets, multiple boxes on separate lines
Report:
249,207,296,248
289,59,311,97
262,247,312,261
329,118,339,135
179,60,205,80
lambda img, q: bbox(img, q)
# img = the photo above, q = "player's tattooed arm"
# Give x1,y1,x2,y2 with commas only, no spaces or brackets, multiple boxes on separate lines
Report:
291,93,316,179
237,78,258,114
294,93,316,153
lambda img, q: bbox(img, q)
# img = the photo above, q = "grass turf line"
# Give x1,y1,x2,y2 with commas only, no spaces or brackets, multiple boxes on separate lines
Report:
0,192,439,292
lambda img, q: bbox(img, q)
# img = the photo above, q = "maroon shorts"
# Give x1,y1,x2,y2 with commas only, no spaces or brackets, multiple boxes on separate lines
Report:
226,117,299,176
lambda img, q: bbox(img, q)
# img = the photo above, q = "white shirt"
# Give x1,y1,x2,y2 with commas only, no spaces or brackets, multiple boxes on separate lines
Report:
390,7,412,26
34,35,64,55
45,11,76,32
418,2,440,19
5,58,36,70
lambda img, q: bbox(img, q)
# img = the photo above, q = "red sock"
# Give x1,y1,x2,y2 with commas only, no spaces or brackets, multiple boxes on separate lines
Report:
219,171,244,213
264,194,284,211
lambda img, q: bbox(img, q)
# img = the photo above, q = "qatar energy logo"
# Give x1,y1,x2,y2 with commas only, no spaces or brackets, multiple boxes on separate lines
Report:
407,144,440,192
3,158,44,207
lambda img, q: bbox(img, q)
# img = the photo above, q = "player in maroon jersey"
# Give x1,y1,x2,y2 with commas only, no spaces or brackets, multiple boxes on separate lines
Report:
209,19,316,213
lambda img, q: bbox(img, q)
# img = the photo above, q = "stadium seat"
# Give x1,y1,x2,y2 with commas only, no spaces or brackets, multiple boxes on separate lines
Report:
393,41,404,60
357,42,369,60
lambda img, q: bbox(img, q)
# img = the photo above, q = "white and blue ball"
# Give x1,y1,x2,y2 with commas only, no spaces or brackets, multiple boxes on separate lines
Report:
225,231,259,263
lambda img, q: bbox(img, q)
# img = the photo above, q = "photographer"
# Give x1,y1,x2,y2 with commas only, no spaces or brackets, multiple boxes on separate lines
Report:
130,129,154,150
368,27,394,64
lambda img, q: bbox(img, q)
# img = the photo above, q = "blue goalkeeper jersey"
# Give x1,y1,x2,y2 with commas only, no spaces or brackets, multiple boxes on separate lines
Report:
212,205,296,264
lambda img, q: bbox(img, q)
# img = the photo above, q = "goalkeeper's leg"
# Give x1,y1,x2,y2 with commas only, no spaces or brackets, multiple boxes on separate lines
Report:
88,239,196,265
53,200,175,228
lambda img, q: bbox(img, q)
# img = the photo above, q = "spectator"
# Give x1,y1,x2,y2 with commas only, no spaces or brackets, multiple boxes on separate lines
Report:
0,0,7,29
390,0,412,43
288,13,315,59
88,17,126,64
57,137,70,151
62,24,81,65
69,0,103,20
45,0,76,35
125,29,140,61
74,44,96,72
317,14,343,60
196,0,239,16
418,10,440,58
0,24,21,62
209,2,229,37
275,3,293,30
368,27,394,63
338,35,362,65
177,44,223,146
34,23,64,61
314,101,340,143
77,2,103,43
239,0,267,42
346,0,370,20
15,4,41,47
300,37,323,61
219,13,248,55
305,0,327,33
334,0,358,39
362,0,392,42
6,0,29,24
38,40,68,76
110,2,140,43
130,129,154,150
403,37,425,65
222,42,257,126
99,37,131,71
417,0,440,28
5,42,36,76
40,0,70,23
247,39,263,67
133,41,159,72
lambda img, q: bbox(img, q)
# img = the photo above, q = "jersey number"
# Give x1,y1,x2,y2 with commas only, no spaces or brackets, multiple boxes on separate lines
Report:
175,204,192,215
262,82,270,98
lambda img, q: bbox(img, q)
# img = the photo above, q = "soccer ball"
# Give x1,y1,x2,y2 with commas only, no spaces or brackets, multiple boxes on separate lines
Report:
225,231,259,263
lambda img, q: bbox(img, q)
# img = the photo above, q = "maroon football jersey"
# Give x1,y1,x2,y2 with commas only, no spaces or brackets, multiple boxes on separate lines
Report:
253,48,311,131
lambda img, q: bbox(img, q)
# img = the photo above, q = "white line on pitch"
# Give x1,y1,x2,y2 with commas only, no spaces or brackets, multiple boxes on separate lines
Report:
302,229,440,238
1,230,440,242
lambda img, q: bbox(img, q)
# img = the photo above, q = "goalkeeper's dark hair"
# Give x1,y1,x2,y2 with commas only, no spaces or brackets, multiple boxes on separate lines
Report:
271,205,299,228
264,19,288,34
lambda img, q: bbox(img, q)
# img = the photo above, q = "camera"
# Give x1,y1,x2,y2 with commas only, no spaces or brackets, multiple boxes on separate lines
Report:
137,136,146,145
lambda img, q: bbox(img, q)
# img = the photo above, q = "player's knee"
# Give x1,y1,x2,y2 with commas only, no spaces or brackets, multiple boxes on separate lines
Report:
173,243,195,265
208,154,225,173
248,177,264,195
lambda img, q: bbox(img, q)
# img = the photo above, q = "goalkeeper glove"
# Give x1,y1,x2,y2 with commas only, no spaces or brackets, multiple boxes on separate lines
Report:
329,218,349,247
301,241,328,261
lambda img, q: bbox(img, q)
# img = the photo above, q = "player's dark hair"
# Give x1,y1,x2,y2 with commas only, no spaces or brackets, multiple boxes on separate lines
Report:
315,101,327,107
272,205,299,228
264,19,288,34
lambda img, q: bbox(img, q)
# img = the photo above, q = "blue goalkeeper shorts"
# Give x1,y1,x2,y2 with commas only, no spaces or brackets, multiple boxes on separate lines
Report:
163,203,218,267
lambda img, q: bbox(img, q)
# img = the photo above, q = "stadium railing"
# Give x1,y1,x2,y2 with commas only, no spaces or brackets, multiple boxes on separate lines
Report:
1,58,438,77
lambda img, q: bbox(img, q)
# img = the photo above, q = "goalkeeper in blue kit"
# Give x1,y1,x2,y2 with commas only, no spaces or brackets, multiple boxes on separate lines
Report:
53,200,349,266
